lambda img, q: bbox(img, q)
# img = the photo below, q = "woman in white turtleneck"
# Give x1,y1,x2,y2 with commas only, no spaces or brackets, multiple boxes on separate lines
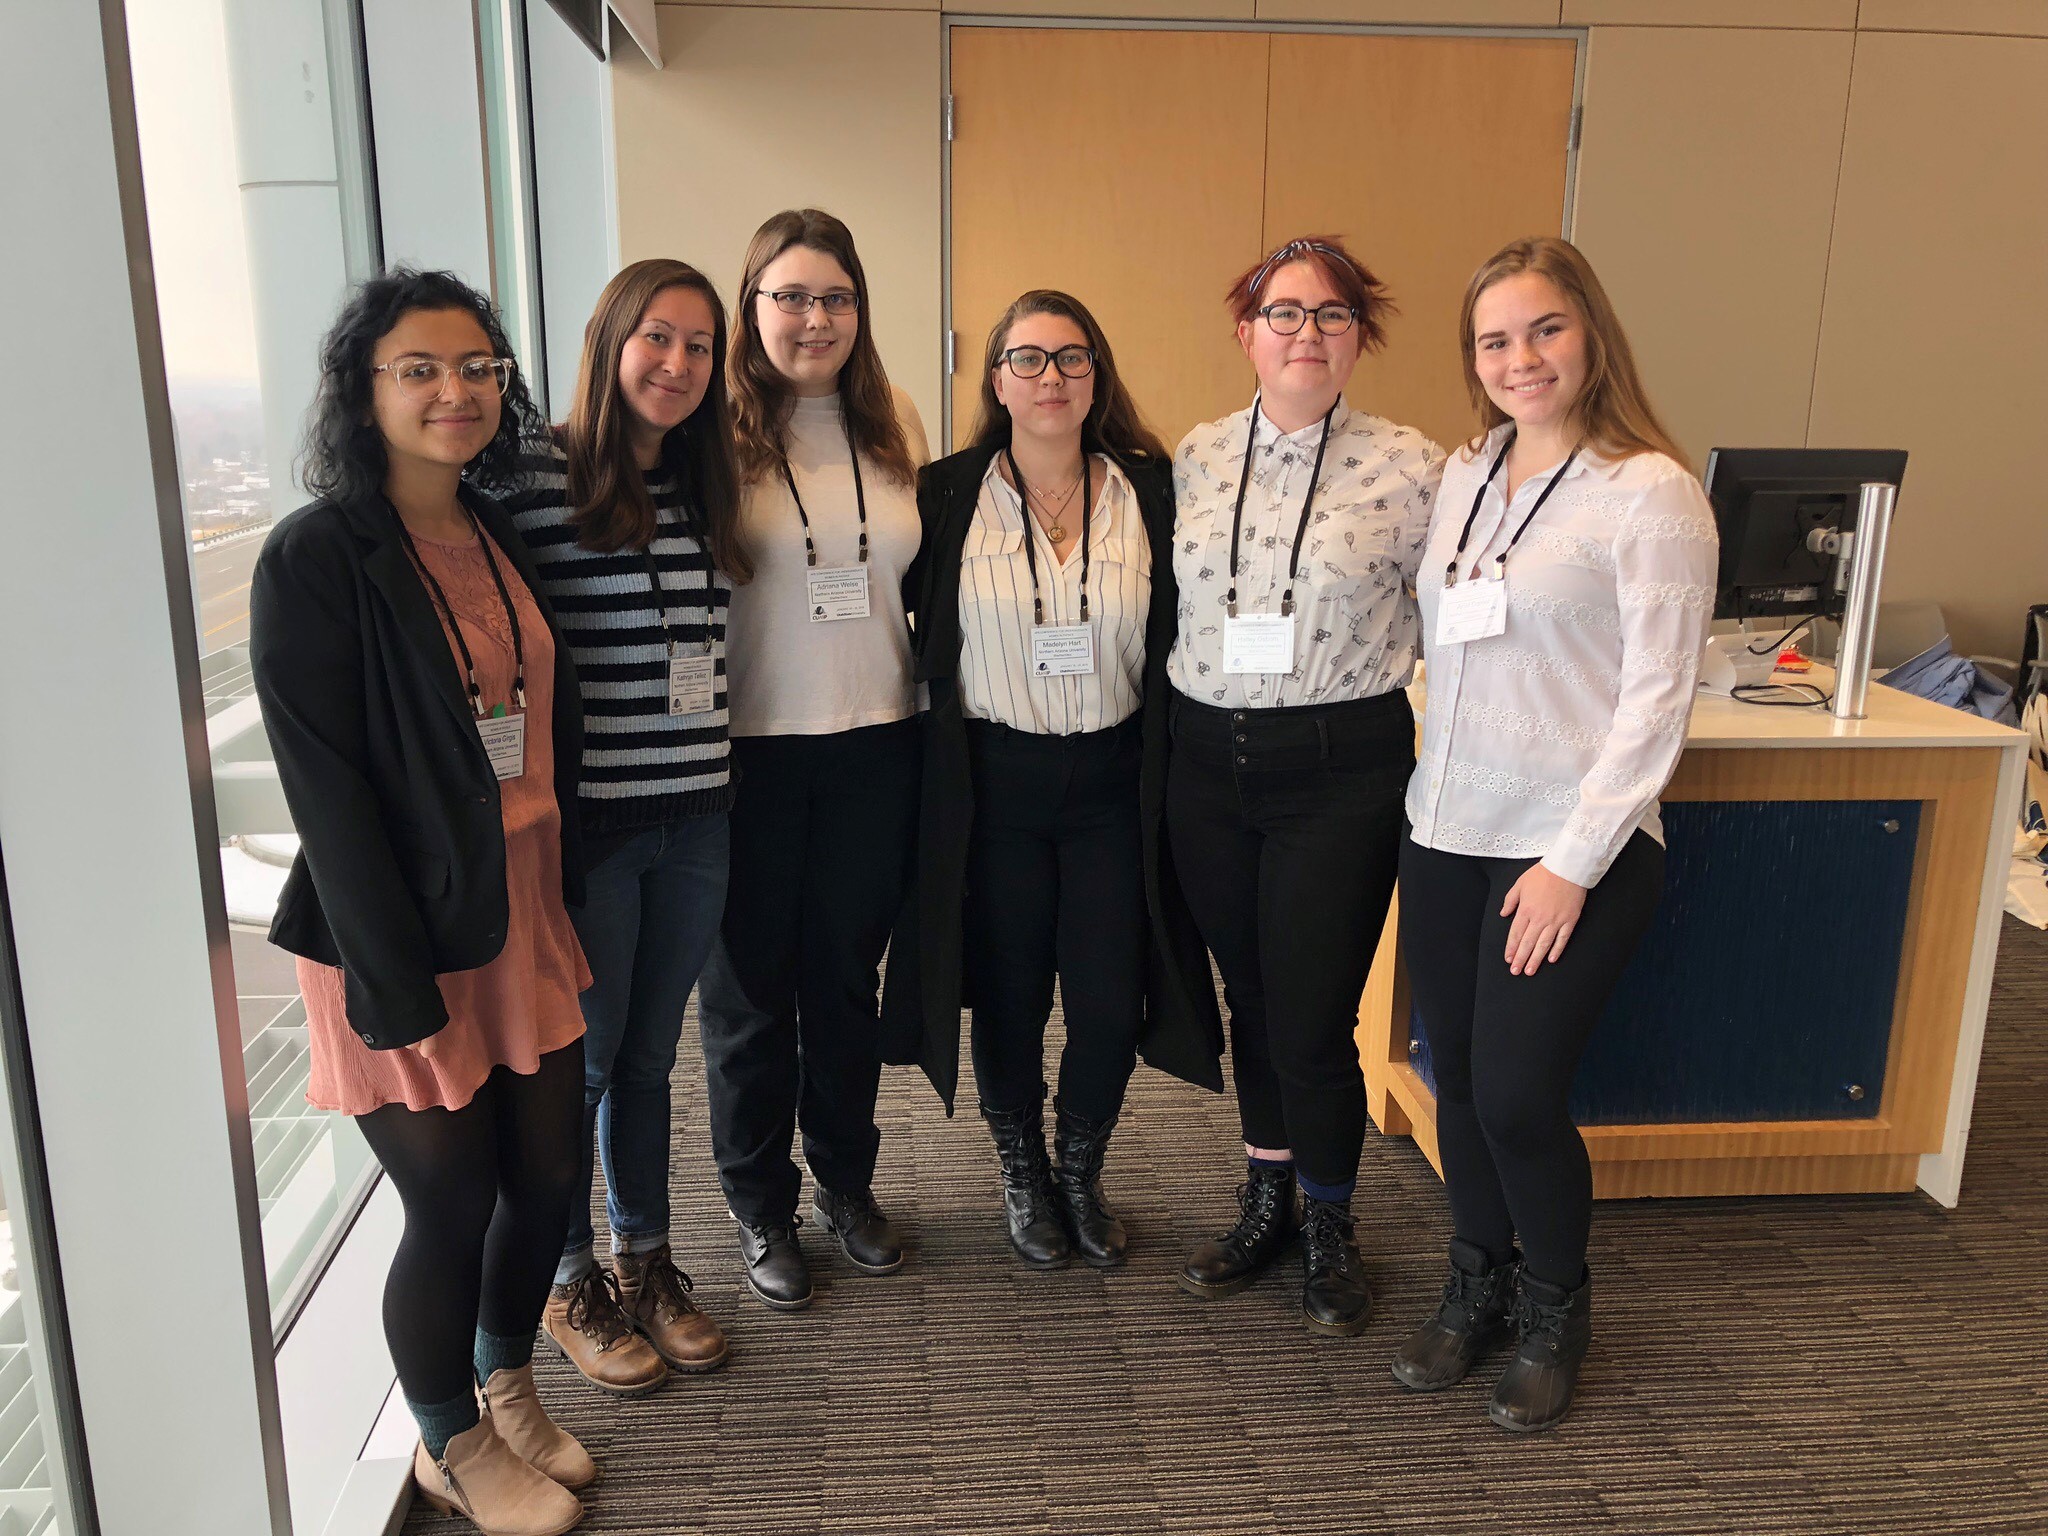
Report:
695,209,929,1313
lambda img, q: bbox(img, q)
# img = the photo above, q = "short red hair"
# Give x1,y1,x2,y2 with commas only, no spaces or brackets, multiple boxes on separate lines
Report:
1225,234,1394,354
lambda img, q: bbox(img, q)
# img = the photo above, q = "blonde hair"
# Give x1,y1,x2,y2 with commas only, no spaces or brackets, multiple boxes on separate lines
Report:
1457,237,1688,471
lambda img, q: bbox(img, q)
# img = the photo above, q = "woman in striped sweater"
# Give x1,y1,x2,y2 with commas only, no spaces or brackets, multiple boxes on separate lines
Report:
506,259,744,1395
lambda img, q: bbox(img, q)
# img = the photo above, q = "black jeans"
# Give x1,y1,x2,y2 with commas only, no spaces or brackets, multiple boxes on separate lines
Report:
697,718,919,1225
1164,689,1412,1190
355,1040,585,1408
964,717,1147,1125
1398,831,1665,1288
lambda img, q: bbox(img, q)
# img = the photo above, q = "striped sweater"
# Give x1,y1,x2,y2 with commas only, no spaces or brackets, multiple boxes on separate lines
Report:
505,437,733,832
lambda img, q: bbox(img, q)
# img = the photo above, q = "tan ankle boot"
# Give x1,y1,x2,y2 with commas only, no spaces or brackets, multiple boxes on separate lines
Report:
543,1267,667,1395
413,1417,582,1536
616,1245,730,1373
480,1363,597,1491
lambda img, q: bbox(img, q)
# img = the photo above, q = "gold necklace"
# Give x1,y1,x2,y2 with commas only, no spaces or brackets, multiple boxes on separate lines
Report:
1024,470,1083,543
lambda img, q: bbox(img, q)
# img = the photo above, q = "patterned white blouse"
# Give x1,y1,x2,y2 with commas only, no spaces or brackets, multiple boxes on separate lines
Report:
1168,401,1444,709
958,455,1150,736
1406,425,1719,887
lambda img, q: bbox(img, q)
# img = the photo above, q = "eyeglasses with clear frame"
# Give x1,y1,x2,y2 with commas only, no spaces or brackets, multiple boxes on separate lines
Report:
372,356,516,399
1255,303,1359,337
1000,344,1096,380
763,289,860,316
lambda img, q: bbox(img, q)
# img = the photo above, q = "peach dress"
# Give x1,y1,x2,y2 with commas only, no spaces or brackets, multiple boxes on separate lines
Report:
299,525,591,1115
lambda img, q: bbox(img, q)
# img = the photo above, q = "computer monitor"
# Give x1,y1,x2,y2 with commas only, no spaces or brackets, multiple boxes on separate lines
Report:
1703,448,1907,622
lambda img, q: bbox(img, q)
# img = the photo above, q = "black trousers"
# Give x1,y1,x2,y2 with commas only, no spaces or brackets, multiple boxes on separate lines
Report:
963,717,1147,1125
1397,831,1665,1288
697,717,919,1225
1164,689,1412,1190
355,1040,585,1407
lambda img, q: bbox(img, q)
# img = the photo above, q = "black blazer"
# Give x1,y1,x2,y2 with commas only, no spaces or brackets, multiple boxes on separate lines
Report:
878,440,1225,1112
249,487,585,1050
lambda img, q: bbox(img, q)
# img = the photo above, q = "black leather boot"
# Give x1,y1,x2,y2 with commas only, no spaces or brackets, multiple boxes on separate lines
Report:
1299,1197,1372,1336
811,1185,904,1274
1390,1238,1518,1390
1052,1097,1127,1269
736,1214,812,1311
980,1101,1071,1269
1489,1269,1593,1432
1178,1163,1298,1299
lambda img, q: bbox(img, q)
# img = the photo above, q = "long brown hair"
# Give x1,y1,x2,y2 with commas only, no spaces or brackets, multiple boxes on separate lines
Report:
559,258,749,579
1457,237,1688,470
967,290,1168,465
726,209,916,487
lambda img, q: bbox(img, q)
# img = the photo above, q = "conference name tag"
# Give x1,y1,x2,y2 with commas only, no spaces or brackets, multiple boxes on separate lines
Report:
476,713,526,781
668,653,715,716
807,565,870,623
1435,578,1508,646
1223,613,1295,675
1030,623,1095,677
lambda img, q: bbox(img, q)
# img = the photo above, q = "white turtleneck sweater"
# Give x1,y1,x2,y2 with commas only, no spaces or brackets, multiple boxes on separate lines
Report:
726,387,929,737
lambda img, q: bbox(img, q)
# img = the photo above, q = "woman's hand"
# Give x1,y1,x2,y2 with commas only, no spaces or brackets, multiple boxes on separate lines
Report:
1500,864,1588,977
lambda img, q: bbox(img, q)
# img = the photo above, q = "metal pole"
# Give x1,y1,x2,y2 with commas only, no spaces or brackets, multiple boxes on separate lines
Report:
1831,481,1897,721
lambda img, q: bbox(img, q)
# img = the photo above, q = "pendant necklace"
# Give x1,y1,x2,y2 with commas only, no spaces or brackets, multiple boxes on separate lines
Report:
1022,467,1083,544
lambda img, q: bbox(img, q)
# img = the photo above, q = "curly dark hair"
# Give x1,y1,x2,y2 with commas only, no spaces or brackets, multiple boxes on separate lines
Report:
298,268,545,506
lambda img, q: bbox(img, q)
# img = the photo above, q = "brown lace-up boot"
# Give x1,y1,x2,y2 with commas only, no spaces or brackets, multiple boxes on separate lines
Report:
542,1266,667,1396
615,1245,729,1373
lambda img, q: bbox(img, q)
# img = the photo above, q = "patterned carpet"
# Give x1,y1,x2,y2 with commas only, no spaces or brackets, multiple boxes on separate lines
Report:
408,917,2048,1535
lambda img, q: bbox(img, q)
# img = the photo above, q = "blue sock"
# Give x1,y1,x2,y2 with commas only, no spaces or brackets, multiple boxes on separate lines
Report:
473,1326,534,1385
409,1389,482,1460
1295,1172,1355,1206
1247,1154,1293,1174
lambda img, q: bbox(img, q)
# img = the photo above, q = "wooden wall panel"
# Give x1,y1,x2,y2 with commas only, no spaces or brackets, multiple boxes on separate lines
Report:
1564,0,1857,24
948,28,1271,449
1256,0,1561,23
1261,34,1576,454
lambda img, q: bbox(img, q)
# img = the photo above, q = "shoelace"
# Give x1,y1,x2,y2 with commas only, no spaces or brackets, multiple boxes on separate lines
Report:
563,1266,635,1348
1300,1204,1360,1273
639,1252,698,1321
1212,1179,1277,1243
744,1212,804,1250
1513,1290,1572,1352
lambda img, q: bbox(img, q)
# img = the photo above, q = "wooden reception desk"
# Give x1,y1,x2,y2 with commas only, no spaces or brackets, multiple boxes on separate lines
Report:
1358,670,2029,1206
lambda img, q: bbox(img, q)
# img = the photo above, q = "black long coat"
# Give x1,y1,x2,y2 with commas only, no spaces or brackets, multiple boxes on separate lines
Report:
250,487,585,1050
878,439,1224,1113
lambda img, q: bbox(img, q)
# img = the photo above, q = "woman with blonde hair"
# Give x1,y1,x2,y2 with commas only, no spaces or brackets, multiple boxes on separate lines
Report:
696,209,930,1310
1392,236,1716,1430
505,257,740,1395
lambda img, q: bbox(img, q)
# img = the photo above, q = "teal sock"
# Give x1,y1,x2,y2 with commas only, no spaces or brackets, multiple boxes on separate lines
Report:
473,1326,534,1386
409,1389,481,1459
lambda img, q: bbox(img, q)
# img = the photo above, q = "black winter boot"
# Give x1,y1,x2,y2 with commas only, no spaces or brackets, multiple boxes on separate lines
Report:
980,1100,1071,1269
1489,1268,1593,1432
1299,1197,1372,1336
1390,1238,1519,1390
1052,1097,1128,1269
1178,1163,1298,1299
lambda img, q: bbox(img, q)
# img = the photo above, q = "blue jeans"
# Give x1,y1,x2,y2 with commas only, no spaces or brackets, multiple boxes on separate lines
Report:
556,813,729,1283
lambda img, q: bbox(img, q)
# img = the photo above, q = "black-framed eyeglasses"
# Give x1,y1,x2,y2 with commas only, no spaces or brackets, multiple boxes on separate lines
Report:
763,289,860,316
1256,303,1358,337
1000,344,1096,380
371,356,516,398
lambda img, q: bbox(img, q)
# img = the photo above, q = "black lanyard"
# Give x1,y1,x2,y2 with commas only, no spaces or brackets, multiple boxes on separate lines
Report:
395,503,527,716
1226,399,1336,618
1446,431,1580,586
780,406,868,568
636,502,710,657
1003,446,1094,626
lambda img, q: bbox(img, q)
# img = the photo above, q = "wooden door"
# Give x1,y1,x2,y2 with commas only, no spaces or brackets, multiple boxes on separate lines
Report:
947,28,1271,451
1262,34,1577,452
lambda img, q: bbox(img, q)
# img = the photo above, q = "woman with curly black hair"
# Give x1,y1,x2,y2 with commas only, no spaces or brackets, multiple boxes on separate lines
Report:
252,269,592,1535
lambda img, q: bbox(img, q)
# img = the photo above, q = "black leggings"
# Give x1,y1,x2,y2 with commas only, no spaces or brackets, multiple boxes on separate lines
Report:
355,1040,586,1407
1397,833,1664,1288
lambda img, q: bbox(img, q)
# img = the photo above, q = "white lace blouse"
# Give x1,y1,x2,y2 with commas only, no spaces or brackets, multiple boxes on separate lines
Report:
1167,402,1444,709
1405,426,1718,887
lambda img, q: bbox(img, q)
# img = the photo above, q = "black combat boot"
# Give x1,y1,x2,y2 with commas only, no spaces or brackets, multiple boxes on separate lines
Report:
1178,1163,1298,1299
736,1214,812,1311
1489,1268,1593,1432
980,1100,1072,1269
1052,1097,1128,1269
1298,1197,1372,1336
811,1184,904,1274
1390,1238,1518,1390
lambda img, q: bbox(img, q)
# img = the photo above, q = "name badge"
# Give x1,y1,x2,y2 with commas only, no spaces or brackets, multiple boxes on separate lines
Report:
476,712,526,781
807,564,870,623
667,652,715,716
1223,613,1296,675
1030,623,1095,677
1435,578,1508,647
